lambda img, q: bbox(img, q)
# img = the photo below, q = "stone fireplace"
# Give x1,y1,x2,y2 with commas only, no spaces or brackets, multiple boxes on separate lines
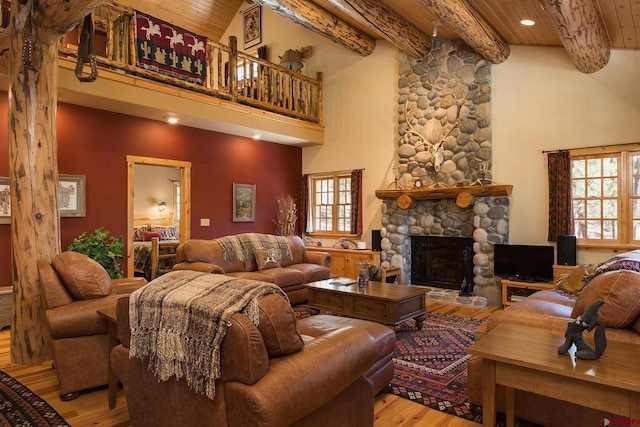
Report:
375,39,509,306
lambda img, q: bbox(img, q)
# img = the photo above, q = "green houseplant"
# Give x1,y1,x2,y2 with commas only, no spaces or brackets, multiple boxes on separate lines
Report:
67,227,125,279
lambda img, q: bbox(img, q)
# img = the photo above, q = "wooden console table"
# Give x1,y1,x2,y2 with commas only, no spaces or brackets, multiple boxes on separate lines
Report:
468,323,640,427
501,279,554,307
306,247,380,279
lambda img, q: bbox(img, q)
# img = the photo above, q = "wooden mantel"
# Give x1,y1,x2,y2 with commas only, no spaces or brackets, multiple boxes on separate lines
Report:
375,184,512,202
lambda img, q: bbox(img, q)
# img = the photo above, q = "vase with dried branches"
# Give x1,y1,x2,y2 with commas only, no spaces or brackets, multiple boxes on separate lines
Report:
274,195,297,236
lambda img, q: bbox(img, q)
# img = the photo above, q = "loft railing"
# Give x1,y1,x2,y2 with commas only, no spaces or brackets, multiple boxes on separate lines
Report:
54,2,322,124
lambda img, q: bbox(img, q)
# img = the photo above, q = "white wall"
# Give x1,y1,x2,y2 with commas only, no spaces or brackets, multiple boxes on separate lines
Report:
134,164,179,219
225,6,640,261
492,46,640,263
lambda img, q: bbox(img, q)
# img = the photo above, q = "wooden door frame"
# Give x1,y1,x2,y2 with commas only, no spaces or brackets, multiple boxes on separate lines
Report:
126,155,192,278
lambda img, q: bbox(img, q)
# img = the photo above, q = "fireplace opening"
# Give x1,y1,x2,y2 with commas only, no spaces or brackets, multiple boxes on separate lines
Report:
411,236,474,290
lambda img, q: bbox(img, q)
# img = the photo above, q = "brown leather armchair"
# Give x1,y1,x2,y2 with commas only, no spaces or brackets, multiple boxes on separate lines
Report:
37,251,146,401
112,293,382,426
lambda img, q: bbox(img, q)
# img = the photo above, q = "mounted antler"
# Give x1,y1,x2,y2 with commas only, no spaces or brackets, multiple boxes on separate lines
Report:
403,95,464,172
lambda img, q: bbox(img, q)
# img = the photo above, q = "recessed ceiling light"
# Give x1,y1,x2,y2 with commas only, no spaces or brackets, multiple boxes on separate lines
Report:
252,134,262,140
520,19,535,26
167,117,179,124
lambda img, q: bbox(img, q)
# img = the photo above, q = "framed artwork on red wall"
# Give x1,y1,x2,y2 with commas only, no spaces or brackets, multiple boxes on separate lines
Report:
0,177,9,224
233,183,255,222
59,174,86,217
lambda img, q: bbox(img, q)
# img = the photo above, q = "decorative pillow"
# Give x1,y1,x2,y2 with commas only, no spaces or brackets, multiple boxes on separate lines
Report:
52,251,114,300
142,231,162,242
571,270,640,328
151,225,177,240
554,264,594,295
133,225,150,241
581,250,640,285
257,293,303,357
254,248,280,270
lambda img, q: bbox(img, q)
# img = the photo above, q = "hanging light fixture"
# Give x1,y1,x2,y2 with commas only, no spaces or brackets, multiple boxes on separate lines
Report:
157,201,167,213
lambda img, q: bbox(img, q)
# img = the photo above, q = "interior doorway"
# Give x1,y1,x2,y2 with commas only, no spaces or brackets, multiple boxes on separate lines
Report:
126,155,192,278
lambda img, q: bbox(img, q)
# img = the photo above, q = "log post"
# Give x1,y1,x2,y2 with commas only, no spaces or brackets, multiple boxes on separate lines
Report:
3,0,104,364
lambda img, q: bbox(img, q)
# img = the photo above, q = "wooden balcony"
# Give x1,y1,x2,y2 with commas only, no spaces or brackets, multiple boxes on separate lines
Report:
50,2,323,126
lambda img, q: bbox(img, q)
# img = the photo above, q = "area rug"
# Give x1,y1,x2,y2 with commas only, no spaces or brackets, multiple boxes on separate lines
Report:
390,312,485,422
0,370,70,427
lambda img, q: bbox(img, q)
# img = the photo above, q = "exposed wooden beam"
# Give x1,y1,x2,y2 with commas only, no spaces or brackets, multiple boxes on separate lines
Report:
7,0,103,364
253,0,376,56
417,0,510,64
540,0,610,73
326,0,431,58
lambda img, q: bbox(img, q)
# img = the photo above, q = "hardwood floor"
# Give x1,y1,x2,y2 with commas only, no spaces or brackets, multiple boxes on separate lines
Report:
0,301,499,427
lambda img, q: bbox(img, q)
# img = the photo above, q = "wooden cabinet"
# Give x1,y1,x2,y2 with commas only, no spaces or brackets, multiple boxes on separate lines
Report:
306,247,380,279
501,279,555,307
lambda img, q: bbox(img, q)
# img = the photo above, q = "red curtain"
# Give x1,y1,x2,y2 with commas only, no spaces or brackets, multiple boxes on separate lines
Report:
300,175,308,234
350,169,363,235
547,150,574,241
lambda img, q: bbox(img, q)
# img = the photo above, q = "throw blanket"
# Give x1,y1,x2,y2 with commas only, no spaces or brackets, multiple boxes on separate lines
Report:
129,270,287,399
215,233,293,262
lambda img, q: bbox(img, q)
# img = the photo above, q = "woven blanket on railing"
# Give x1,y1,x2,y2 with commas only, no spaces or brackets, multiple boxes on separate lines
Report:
129,270,287,400
215,233,293,262
133,10,208,86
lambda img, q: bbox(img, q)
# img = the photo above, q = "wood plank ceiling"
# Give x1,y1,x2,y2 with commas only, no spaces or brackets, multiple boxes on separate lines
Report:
120,0,639,73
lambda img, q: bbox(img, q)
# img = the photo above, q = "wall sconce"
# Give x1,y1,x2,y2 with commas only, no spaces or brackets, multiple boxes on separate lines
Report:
158,201,167,213
279,46,312,71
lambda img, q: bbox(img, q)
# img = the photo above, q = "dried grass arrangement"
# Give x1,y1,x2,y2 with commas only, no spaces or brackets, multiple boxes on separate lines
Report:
274,195,297,236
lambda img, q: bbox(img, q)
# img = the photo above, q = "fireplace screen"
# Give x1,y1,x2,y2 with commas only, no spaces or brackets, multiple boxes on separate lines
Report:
411,236,474,290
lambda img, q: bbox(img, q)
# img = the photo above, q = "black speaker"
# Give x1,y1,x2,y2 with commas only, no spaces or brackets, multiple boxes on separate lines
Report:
557,235,577,266
371,229,382,251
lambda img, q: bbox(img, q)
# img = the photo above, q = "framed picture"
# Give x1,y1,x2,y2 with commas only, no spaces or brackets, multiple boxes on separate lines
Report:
59,174,86,217
243,4,261,49
233,183,255,222
0,177,10,224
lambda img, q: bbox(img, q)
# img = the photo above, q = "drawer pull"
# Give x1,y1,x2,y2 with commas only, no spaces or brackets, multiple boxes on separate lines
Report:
366,305,372,311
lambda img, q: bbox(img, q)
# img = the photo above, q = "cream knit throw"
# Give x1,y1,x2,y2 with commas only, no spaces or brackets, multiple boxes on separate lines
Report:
128,270,287,399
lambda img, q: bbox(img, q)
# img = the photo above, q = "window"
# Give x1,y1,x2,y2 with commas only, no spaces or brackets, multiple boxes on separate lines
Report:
310,173,352,234
571,147,640,247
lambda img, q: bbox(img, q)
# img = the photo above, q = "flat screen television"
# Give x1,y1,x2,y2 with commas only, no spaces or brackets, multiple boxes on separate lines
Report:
493,243,554,282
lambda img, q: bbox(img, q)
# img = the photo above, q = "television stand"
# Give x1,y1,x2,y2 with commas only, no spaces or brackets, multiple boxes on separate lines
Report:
501,279,554,307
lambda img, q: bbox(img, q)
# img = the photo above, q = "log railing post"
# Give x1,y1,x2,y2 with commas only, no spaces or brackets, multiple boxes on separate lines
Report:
228,35,238,103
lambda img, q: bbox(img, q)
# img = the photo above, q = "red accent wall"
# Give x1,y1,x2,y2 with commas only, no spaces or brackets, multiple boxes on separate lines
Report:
0,93,302,286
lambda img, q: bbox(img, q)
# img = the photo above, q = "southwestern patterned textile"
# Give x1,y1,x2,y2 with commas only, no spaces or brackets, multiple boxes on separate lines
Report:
0,370,69,426
134,11,208,85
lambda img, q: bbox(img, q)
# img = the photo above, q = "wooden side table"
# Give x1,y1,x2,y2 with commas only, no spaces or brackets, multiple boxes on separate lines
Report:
0,288,12,330
97,307,119,409
468,323,640,427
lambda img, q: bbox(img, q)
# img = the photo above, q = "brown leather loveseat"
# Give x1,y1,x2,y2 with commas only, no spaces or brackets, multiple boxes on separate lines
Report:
173,233,331,304
112,293,394,426
468,252,640,427
37,251,146,400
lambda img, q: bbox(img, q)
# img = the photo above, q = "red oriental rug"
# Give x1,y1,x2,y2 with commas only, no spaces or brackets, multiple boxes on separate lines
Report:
390,312,485,422
134,11,208,86
0,370,69,426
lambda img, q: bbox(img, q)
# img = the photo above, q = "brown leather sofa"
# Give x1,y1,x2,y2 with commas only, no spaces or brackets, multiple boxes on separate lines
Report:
173,234,331,304
468,259,640,427
112,293,395,427
37,251,146,400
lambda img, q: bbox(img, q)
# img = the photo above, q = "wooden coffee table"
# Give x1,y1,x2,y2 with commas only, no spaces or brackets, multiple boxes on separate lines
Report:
467,323,640,427
306,279,426,328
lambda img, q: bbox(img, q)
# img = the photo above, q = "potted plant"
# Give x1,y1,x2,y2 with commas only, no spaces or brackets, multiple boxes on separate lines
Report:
67,227,125,279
